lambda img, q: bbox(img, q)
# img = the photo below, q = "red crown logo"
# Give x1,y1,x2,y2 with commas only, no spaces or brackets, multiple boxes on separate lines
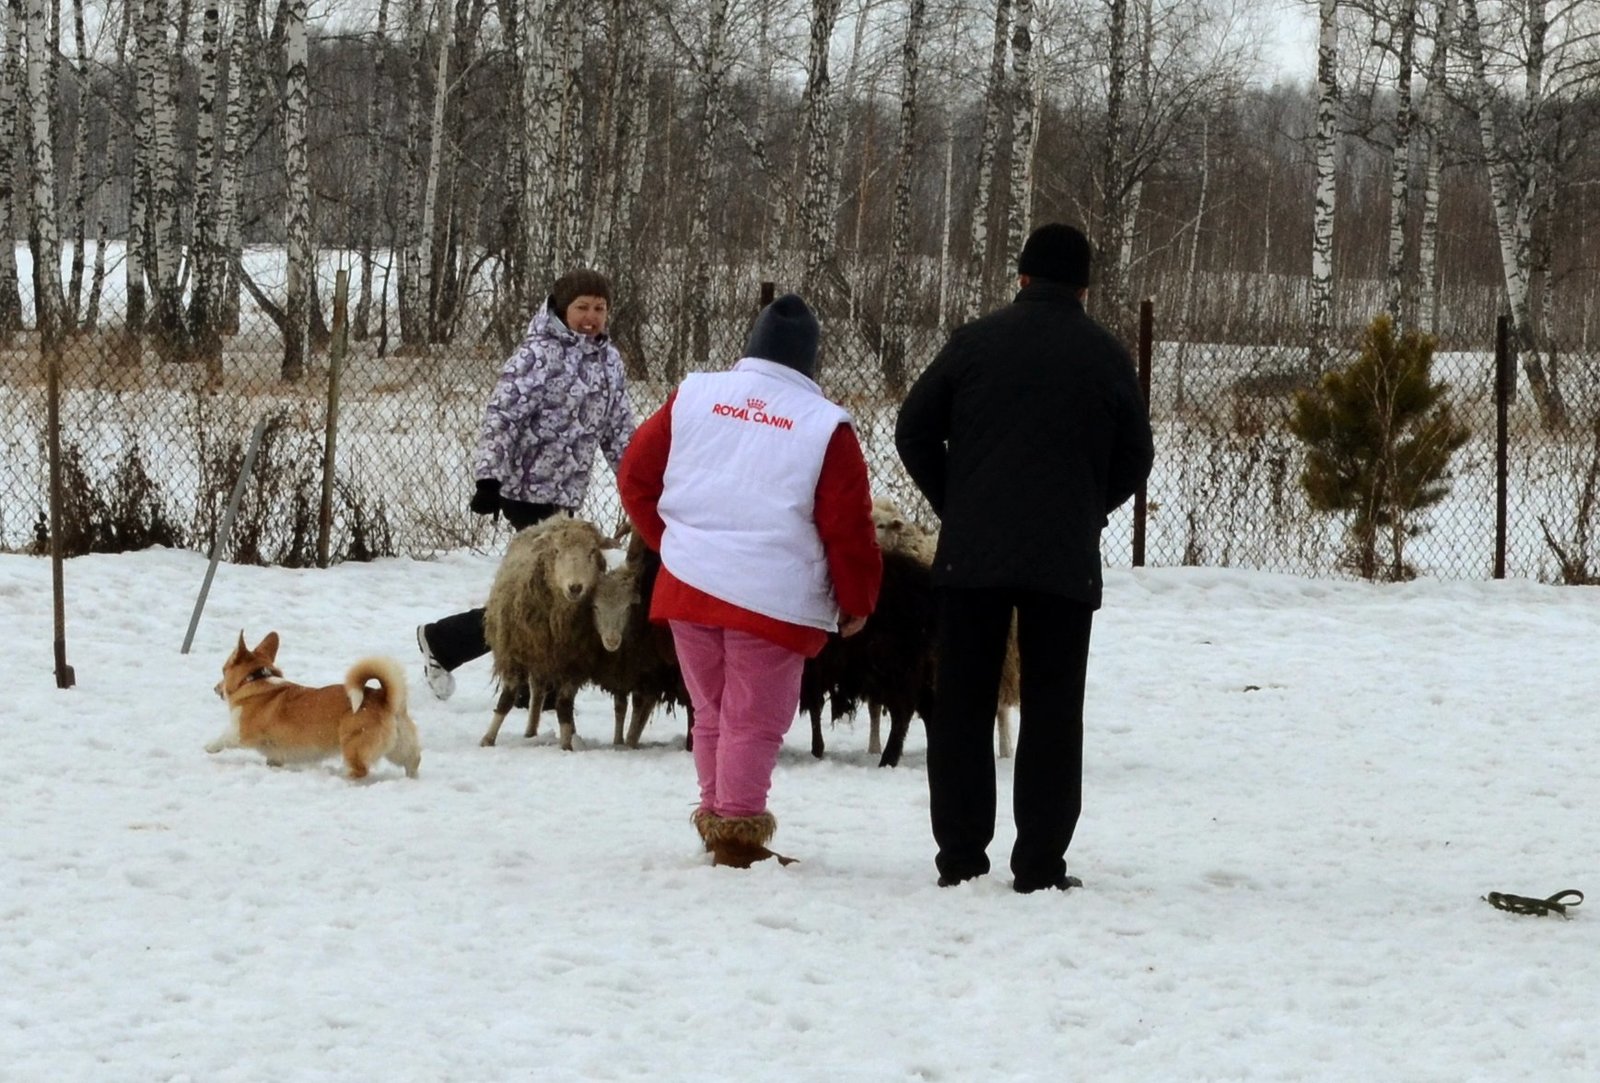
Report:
747,398,767,411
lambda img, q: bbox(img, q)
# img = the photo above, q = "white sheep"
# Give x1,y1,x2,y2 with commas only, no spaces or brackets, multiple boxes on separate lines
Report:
480,516,613,750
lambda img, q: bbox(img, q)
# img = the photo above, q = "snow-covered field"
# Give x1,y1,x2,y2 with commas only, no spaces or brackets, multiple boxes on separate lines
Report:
3,546,1595,1080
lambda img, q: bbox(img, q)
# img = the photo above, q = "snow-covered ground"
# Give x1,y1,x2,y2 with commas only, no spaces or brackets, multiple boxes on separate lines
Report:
2,546,1595,1081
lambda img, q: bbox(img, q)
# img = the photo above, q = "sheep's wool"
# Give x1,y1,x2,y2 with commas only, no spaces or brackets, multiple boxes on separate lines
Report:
659,358,851,630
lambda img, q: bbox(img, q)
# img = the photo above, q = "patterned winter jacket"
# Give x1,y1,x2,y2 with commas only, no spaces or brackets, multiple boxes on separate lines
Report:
473,305,635,510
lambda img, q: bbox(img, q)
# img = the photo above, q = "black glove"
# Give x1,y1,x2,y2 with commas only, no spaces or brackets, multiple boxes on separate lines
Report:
470,478,502,517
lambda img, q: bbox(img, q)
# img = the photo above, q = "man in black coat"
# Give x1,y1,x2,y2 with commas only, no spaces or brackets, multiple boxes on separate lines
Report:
894,223,1154,893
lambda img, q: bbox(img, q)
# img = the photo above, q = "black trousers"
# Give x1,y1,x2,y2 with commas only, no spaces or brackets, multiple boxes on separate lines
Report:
423,500,561,672
927,586,1094,887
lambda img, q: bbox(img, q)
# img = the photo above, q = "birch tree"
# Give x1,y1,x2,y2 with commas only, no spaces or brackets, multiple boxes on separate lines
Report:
84,0,113,336
25,0,65,341
216,3,248,333
522,0,561,299
125,0,150,343
604,1,650,374
556,1,585,270
799,0,844,297
1459,0,1565,426
187,0,224,363
1005,0,1035,265
964,0,1011,319
282,0,310,379
398,0,427,346
143,0,189,359
65,0,91,329
1416,0,1452,333
417,0,454,339
749,0,783,273
826,0,877,274
353,0,392,341
1385,0,1417,327
685,0,731,376
602,0,648,272
881,0,925,394
0,0,22,338
1310,0,1339,369
1098,0,1129,324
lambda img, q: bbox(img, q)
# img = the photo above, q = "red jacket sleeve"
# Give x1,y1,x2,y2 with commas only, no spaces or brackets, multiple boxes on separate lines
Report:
617,391,675,551
815,423,882,619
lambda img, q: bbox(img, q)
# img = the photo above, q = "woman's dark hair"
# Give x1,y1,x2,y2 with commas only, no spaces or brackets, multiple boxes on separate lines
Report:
550,269,612,324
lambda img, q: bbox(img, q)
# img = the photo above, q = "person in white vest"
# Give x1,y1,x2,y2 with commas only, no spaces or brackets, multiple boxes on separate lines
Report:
619,293,883,868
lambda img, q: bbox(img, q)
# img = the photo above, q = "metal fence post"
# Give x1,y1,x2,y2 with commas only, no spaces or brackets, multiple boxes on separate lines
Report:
1133,299,1154,568
45,315,76,689
182,416,272,654
1494,314,1511,579
318,269,350,568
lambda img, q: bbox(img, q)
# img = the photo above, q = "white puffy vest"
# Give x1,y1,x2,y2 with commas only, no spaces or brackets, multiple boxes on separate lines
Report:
659,358,853,630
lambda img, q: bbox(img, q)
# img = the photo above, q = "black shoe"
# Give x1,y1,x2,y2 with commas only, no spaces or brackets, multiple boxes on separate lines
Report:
1013,874,1083,895
937,872,983,888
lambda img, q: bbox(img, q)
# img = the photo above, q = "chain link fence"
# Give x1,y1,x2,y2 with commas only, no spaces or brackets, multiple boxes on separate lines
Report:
5,251,1600,585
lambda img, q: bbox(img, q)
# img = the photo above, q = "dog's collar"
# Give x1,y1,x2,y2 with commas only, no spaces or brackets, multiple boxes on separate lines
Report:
238,666,281,687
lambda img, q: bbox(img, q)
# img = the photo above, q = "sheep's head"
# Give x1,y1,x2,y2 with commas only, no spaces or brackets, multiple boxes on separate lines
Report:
537,518,612,604
591,561,643,652
871,496,913,551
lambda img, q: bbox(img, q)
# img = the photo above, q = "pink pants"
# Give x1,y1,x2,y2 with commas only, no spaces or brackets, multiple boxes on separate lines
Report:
669,621,806,818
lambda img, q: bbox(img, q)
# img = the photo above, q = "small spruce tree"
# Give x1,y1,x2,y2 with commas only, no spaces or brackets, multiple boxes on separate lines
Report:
1288,314,1471,580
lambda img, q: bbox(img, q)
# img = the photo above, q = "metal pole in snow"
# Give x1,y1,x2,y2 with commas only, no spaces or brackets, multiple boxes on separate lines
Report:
181,416,271,654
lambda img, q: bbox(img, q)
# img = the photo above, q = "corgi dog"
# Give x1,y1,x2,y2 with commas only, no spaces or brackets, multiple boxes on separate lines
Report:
208,631,421,779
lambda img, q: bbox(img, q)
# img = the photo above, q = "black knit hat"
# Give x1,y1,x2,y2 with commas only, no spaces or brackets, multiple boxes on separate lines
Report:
549,268,612,325
745,293,820,377
1017,223,1092,288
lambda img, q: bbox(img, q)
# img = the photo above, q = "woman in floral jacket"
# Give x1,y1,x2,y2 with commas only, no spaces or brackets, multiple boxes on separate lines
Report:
417,269,635,700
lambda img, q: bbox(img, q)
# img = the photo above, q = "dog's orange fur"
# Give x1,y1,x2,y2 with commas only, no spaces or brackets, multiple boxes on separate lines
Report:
208,631,421,779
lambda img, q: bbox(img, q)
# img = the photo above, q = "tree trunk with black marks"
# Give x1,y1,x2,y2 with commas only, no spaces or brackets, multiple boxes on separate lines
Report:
64,0,91,330
882,0,925,394
282,0,310,380
1417,0,1451,334
144,0,191,361
1459,0,1564,427
799,0,843,298
216,3,248,334
417,0,453,340
0,0,24,337
685,0,730,382
964,0,1010,320
1004,0,1034,268
1310,0,1338,370
1386,0,1416,328
187,1,223,364
25,0,65,343
353,0,392,341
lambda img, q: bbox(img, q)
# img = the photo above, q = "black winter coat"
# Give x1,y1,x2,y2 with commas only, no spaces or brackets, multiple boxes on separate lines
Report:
893,281,1154,608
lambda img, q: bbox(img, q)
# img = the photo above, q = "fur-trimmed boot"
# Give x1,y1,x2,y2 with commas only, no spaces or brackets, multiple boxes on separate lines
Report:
704,811,797,868
691,807,717,853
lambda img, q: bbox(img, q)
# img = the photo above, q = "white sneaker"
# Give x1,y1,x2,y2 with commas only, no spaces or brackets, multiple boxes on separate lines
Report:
416,624,455,701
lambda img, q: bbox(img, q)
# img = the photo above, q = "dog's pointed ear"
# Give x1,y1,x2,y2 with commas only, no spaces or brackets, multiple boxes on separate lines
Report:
230,631,247,662
256,631,280,661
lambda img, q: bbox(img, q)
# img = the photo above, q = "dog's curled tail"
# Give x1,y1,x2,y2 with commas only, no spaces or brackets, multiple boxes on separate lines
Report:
345,656,409,716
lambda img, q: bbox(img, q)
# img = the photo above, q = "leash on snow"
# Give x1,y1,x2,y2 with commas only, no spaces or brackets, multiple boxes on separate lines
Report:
1482,889,1584,918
